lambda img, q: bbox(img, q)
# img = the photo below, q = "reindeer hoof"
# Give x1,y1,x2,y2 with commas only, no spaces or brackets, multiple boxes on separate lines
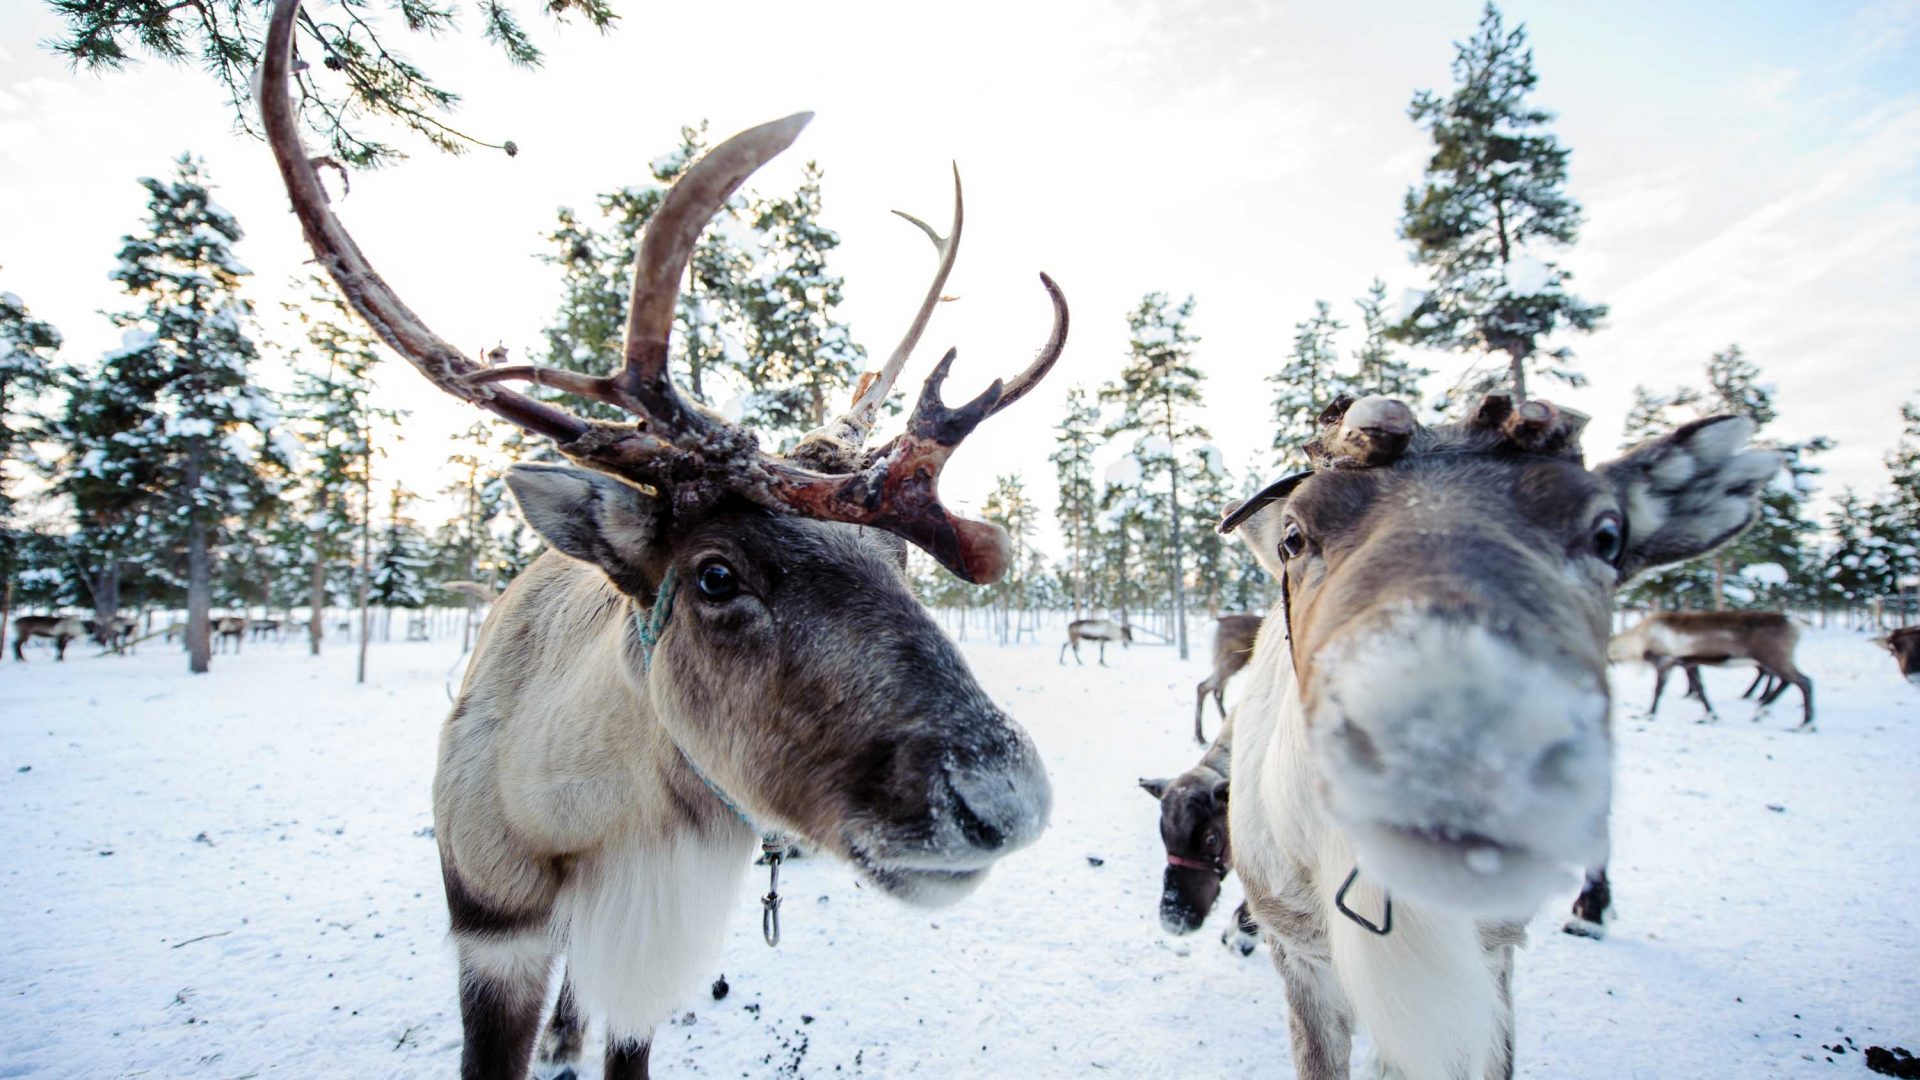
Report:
1562,917,1606,940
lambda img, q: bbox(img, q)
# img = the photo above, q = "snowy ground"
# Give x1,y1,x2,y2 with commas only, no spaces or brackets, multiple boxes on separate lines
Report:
1,621,1915,1078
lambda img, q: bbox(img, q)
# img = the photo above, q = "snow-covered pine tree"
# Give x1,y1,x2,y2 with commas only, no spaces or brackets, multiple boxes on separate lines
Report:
1102,292,1207,659
1885,393,1920,556
1224,462,1278,613
1820,491,1876,608
745,161,866,438
104,156,289,672
981,474,1037,644
1182,446,1235,618
371,484,432,612
285,275,399,657
1270,300,1348,471
1352,278,1427,402
1050,386,1101,618
0,288,63,643
1697,346,1827,609
1394,3,1607,400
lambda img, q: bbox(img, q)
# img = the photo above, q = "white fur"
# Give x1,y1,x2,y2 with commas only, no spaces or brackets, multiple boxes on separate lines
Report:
1233,620,1511,1080
554,833,751,1040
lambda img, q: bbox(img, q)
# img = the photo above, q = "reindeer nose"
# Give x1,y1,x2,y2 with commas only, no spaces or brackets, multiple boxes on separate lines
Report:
942,738,1051,855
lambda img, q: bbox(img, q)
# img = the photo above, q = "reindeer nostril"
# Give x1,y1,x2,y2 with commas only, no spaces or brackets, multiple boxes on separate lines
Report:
1531,739,1581,789
946,777,1007,851
1340,721,1385,773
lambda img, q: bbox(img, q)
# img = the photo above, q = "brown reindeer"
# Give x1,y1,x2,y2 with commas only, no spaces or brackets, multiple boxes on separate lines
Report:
1140,713,1263,955
83,616,139,652
12,615,85,661
1059,617,1132,665
213,615,248,655
258,8,1065,1077
1194,613,1261,743
1608,610,1813,728
1219,394,1777,1079
1883,626,1920,685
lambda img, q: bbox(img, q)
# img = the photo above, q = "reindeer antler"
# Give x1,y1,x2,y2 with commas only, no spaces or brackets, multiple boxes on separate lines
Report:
259,0,1065,584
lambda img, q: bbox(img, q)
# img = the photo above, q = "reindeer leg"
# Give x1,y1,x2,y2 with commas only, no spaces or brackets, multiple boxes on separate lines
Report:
1194,680,1210,744
1685,666,1719,723
454,933,553,1080
1277,950,1353,1080
604,1037,652,1080
1791,673,1814,730
1221,900,1261,957
1741,669,1766,699
1097,640,1107,667
1648,661,1672,716
1563,865,1611,939
533,968,587,1080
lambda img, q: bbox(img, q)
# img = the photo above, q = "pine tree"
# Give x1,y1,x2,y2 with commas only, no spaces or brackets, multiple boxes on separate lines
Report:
1698,346,1825,608
1224,462,1279,613
438,421,514,651
1050,386,1101,618
1820,491,1876,607
1182,446,1235,617
1395,3,1607,399
49,0,614,167
1102,292,1207,659
0,288,63,645
1352,278,1427,402
1270,301,1348,471
745,161,866,437
285,274,399,657
371,485,432,611
84,156,289,671
1885,393,1920,536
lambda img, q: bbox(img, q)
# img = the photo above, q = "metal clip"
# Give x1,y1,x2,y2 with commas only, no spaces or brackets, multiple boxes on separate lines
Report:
760,839,784,948
1334,865,1393,936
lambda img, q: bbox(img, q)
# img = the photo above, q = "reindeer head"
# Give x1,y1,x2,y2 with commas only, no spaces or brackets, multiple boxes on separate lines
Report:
259,0,1060,905
1140,770,1230,932
1223,394,1778,916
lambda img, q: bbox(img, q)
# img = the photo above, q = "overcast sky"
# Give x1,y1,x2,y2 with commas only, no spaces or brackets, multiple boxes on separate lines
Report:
3,0,1916,549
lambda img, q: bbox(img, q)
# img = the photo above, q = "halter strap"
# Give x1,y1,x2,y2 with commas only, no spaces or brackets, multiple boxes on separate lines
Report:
631,572,789,948
1166,852,1228,879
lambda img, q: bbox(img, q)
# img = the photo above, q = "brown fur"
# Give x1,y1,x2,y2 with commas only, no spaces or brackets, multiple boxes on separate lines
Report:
1611,610,1813,727
1195,614,1262,743
1881,626,1919,682
12,615,85,662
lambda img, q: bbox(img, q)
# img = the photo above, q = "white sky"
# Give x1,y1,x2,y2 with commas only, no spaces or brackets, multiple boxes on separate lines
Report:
3,0,1917,551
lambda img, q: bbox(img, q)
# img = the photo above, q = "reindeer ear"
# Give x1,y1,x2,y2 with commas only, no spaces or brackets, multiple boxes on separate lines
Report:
1210,777,1230,806
506,463,666,597
1139,777,1171,800
1596,416,1781,580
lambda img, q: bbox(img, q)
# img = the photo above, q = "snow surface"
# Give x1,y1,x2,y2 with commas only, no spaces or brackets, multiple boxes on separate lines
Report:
1,625,1915,1077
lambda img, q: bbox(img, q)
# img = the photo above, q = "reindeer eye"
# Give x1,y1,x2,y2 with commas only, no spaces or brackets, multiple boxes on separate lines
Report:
1590,512,1625,566
1203,831,1221,851
695,559,739,601
1279,522,1307,561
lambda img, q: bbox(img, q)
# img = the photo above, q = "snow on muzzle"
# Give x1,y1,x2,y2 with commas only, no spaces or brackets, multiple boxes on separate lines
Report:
842,713,1052,908
1306,616,1611,919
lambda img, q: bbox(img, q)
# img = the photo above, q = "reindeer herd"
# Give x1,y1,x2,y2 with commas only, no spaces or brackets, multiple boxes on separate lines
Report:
8,11,1904,1074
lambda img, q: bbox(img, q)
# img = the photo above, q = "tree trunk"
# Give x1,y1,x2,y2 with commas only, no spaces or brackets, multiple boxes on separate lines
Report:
308,556,327,655
185,448,212,674
1506,343,1528,402
356,475,371,685
1712,556,1726,610
1,577,11,659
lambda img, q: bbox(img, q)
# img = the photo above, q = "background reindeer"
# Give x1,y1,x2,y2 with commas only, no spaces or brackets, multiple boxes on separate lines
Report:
259,11,1064,1076
1609,610,1813,727
1219,394,1777,1080
1194,614,1261,743
1140,714,1263,955
12,615,85,661
212,615,248,655
1883,626,1920,684
1059,617,1132,665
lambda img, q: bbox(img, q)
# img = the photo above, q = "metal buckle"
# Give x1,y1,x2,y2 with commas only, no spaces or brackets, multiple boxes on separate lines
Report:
1334,865,1392,936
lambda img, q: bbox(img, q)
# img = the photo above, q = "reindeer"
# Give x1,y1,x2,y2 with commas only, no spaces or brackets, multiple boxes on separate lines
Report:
213,615,248,654
1194,613,1261,743
258,9,1064,1076
1882,626,1920,685
11,615,85,661
250,618,283,643
1059,617,1132,665
1608,610,1813,728
1140,713,1263,955
1217,394,1777,1079
83,616,139,652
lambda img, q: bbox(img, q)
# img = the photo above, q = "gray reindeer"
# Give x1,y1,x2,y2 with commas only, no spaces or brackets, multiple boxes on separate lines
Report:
259,13,1065,1077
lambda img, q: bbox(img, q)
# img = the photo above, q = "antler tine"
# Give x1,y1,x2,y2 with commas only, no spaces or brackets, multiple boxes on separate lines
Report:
257,0,588,445
984,272,1069,418
826,165,964,447
617,113,813,418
